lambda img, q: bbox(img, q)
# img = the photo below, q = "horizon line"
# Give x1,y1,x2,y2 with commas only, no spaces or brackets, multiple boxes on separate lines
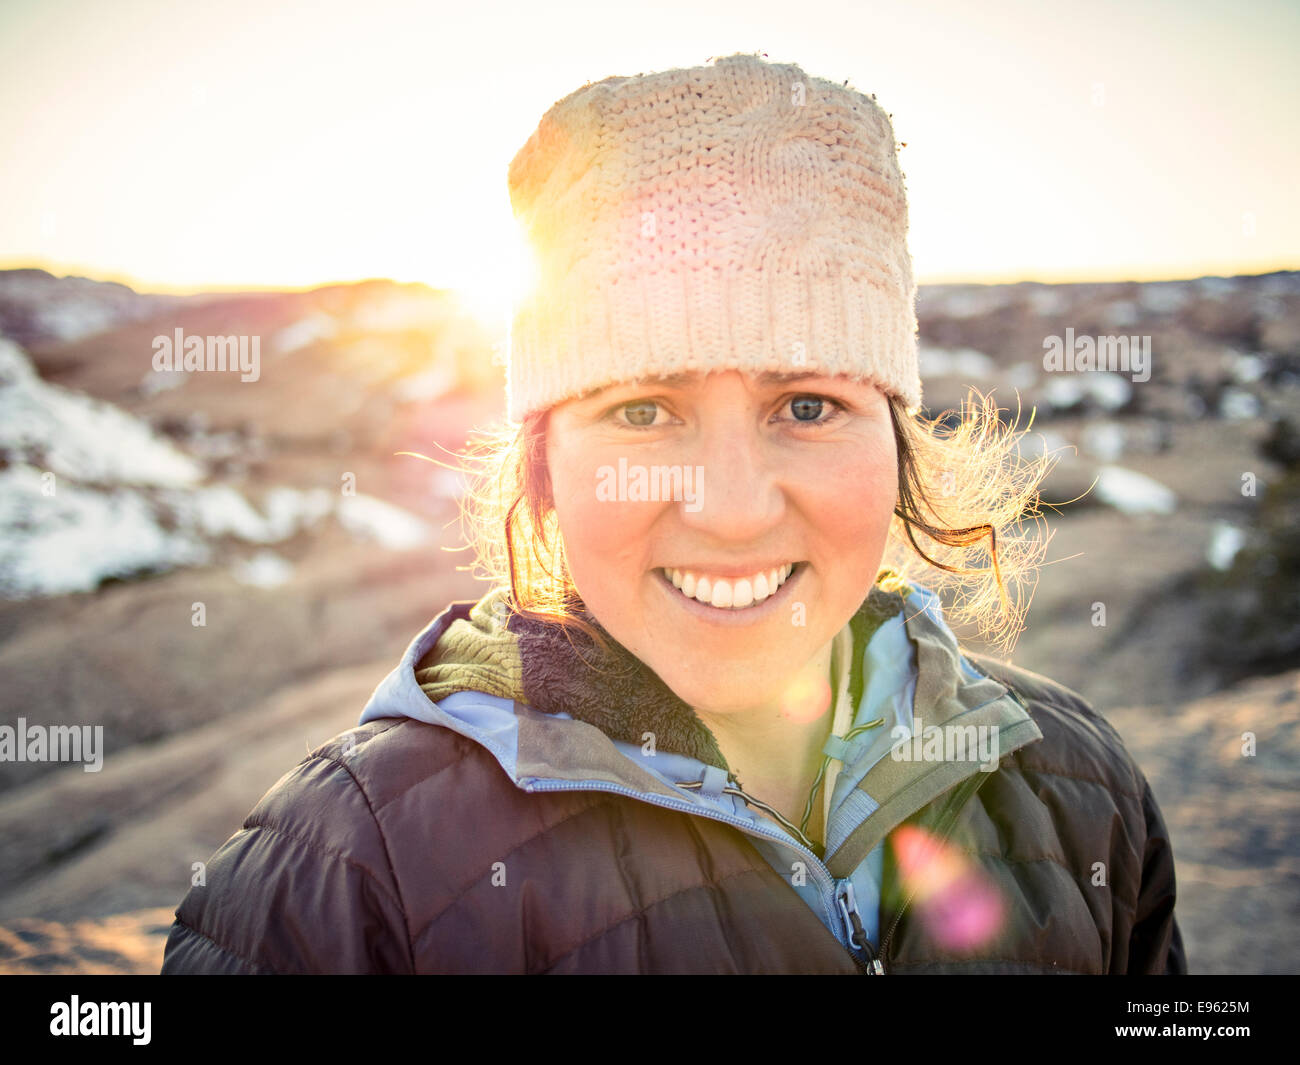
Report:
1,255,1296,299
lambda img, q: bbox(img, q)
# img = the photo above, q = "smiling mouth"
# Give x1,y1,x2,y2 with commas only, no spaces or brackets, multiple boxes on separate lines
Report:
659,564,799,610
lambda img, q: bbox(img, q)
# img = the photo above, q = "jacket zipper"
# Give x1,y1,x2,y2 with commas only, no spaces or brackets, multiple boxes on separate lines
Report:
524,771,986,973
685,778,888,975
835,879,883,973
525,776,865,963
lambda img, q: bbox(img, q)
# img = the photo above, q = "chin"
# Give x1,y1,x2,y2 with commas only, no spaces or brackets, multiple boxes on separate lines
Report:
637,628,821,711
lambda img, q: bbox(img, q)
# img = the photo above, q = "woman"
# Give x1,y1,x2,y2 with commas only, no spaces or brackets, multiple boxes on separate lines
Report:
161,52,1185,974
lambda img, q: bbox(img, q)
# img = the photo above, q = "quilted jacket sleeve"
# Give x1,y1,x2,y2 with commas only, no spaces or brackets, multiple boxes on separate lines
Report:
160,745,414,974
1125,771,1188,974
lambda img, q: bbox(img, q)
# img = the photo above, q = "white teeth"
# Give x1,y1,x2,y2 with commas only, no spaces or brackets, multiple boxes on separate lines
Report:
663,564,796,610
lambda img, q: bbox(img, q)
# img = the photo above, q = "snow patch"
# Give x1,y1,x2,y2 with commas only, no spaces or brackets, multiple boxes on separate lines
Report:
154,484,336,543
138,367,186,397
1219,388,1260,420
1016,429,1073,462
231,550,295,588
261,486,334,539
188,485,283,541
336,494,432,549
0,339,203,487
1207,522,1246,572
0,337,436,598
1094,466,1176,515
1229,352,1266,384
0,464,209,598
1081,422,1126,462
919,345,995,380
1044,371,1131,412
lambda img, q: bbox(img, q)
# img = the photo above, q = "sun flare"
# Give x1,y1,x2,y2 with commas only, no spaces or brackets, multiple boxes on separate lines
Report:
446,220,539,332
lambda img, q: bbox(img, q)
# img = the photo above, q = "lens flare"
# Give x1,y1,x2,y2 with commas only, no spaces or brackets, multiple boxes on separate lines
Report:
891,823,1004,952
780,674,832,723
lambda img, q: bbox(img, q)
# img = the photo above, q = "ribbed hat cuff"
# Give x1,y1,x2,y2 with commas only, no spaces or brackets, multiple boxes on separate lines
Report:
507,264,919,421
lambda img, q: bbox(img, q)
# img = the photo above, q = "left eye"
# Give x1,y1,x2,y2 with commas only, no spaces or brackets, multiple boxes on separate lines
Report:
789,395,825,421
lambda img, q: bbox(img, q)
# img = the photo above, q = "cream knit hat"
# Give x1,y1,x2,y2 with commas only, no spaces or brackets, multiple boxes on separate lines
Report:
505,51,921,421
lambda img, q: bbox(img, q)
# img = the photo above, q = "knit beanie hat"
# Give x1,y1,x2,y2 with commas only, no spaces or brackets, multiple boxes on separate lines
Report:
505,51,920,422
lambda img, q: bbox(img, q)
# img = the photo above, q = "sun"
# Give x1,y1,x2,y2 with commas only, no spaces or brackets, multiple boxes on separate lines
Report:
447,220,539,333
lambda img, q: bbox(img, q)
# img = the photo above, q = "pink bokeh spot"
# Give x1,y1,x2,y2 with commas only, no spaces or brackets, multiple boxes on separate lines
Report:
891,824,1005,951
921,875,1005,951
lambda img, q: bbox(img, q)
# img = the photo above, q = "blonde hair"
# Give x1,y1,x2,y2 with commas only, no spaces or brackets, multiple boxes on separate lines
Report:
452,387,1055,653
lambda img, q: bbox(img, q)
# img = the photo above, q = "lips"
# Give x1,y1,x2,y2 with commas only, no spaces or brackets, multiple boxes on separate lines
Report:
661,564,796,610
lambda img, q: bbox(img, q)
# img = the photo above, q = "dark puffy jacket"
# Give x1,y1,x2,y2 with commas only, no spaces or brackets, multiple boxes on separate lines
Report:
161,582,1186,974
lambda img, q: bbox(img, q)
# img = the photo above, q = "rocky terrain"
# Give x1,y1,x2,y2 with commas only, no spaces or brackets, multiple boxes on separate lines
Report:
1,267,1296,973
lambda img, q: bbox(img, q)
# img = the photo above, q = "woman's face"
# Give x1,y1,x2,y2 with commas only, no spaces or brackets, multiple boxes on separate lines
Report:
545,370,898,718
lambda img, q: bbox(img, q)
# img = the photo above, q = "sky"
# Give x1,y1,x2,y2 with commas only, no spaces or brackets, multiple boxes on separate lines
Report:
0,0,1296,330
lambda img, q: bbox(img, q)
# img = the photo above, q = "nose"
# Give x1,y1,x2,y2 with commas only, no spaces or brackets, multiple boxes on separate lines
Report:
675,405,785,542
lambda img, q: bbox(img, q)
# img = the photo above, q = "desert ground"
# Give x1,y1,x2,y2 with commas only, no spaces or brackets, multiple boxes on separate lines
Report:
1,268,1296,973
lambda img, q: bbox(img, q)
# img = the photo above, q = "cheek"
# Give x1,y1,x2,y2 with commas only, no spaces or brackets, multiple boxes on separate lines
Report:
802,441,898,555
548,447,656,593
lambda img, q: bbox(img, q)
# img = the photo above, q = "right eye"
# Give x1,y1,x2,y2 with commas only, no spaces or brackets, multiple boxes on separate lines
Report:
615,400,662,427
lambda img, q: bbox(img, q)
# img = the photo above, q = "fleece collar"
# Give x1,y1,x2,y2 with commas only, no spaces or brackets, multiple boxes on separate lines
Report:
413,577,911,774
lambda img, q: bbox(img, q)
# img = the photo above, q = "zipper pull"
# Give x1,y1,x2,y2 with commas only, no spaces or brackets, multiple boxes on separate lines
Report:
835,881,885,974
